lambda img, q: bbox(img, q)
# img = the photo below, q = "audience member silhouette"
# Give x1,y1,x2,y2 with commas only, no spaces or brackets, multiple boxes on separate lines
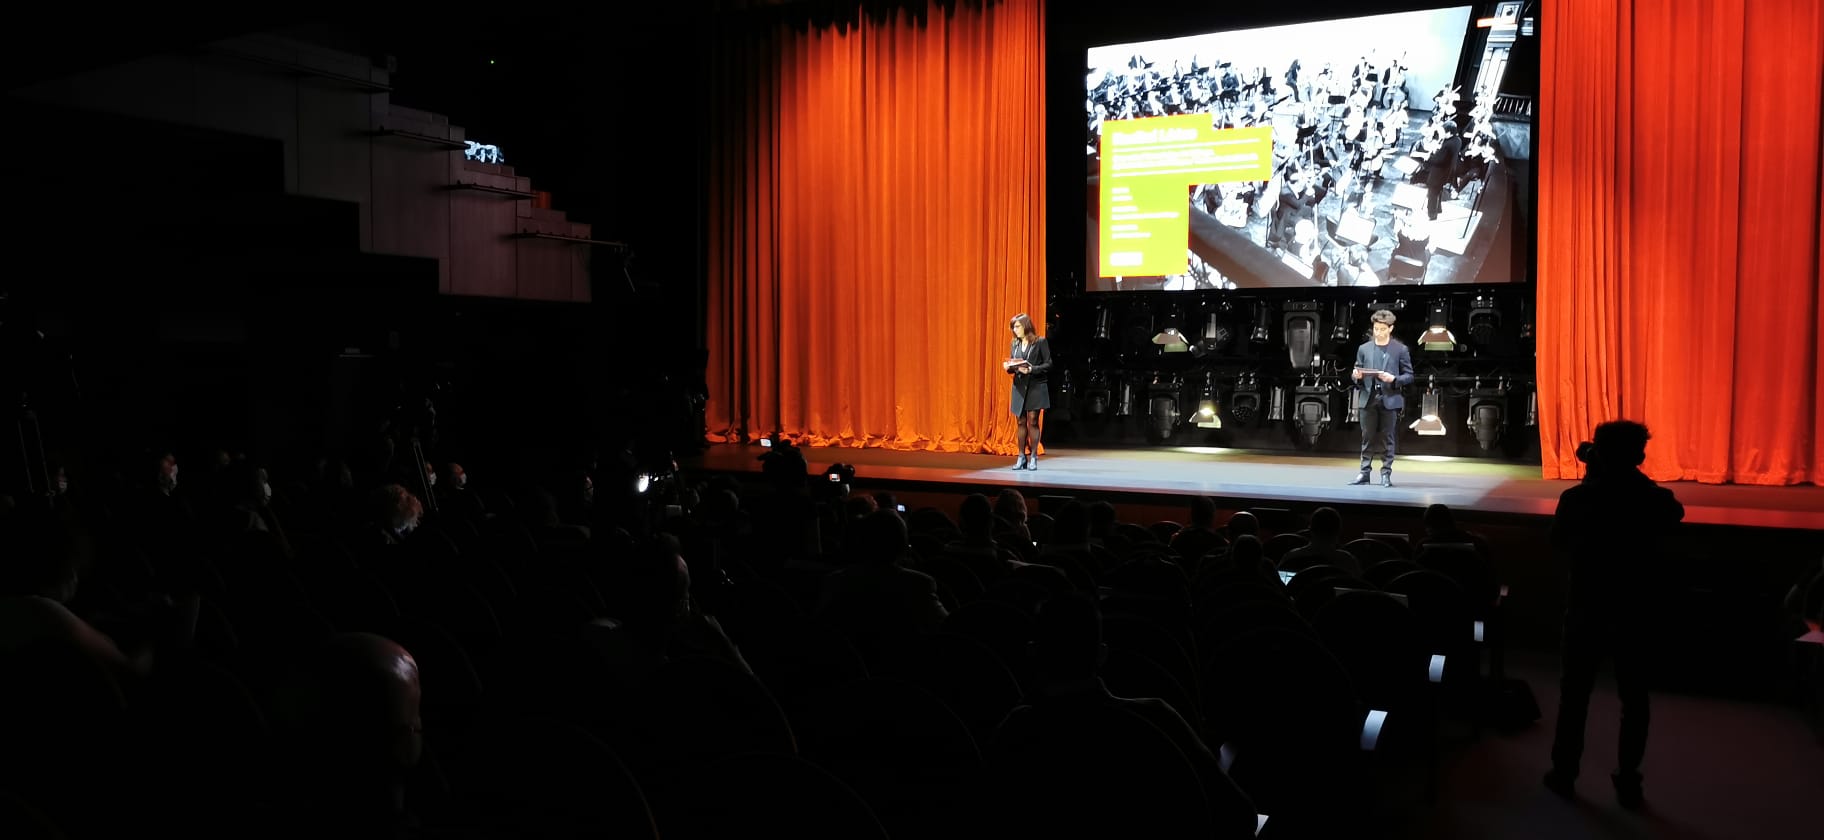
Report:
593,532,751,680
1277,506,1360,576
270,632,428,838
1169,495,1228,569
0,509,134,677
1416,503,1488,555
817,510,948,651
363,484,424,548
1543,420,1685,809
946,493,1021,583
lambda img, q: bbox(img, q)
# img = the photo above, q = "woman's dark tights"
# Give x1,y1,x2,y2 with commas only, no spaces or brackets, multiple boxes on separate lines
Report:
1018,411,1042,456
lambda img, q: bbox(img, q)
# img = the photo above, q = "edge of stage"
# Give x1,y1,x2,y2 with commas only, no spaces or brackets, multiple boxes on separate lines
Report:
686,444,1824,532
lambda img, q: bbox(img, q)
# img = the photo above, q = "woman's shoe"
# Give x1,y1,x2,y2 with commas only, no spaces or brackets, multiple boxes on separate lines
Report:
1011,454,1029,470
1027,454,1039,470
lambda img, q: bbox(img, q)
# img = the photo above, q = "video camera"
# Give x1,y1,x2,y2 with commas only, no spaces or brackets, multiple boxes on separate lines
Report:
823,463,856,485
757,435,809,487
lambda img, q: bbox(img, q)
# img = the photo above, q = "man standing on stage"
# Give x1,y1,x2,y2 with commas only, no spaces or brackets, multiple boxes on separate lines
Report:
1350,309,1413,487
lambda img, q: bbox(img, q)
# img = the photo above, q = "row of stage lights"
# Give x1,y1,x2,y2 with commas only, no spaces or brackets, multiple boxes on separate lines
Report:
1046,291,1534,451
1059,371,1534,451
1080,293,1530,366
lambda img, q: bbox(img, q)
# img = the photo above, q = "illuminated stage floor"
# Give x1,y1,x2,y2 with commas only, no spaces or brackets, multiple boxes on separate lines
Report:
688,444,1824,530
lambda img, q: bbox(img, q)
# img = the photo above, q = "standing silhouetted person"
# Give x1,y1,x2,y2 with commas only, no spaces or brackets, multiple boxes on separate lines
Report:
1543,420,1684,809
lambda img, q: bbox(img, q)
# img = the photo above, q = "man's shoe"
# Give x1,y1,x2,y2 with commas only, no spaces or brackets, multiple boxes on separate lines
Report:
1381,474,1393,487
1349,473,1372,486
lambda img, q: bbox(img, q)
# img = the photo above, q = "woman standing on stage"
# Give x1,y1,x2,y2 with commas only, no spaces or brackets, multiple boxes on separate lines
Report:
1005,313,1052,470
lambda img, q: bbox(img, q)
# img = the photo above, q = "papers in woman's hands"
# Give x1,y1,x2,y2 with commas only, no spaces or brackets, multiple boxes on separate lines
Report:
1003,359,1028,371
1353,368,1386,376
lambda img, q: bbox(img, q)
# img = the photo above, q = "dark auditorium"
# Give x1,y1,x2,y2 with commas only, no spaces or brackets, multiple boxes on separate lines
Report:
3,2,1822,839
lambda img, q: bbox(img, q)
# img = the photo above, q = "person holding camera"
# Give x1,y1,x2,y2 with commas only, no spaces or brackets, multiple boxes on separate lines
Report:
1350,309,1413,486
1543,420,1685,809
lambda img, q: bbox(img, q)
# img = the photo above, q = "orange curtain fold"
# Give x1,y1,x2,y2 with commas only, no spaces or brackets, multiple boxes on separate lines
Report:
1538,0,1824,484
706,0,1048,454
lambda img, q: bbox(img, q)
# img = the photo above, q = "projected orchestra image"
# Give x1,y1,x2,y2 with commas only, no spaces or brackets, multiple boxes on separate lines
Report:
1086,10,1518,291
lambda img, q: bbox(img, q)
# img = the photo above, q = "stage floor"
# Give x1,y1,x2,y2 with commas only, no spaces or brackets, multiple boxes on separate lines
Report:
689,444,1824,530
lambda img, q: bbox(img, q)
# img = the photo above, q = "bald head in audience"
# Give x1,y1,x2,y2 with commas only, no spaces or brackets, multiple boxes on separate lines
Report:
284,632,423,777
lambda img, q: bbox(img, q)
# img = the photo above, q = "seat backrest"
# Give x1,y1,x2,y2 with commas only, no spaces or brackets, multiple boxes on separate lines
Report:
1263,532,1309,562
1383,569,1476,654
1416,542,1497,609
636,657,798,777
1343,537,1401,567
452,714,659,840
1364,558,1423,589
868,633,1023,744
1313,591,1433,708
658,752,890,840
992,702,1212,838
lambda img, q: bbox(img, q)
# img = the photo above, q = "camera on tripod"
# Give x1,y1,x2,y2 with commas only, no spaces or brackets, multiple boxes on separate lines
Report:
385,376,446,513
1,294,58,499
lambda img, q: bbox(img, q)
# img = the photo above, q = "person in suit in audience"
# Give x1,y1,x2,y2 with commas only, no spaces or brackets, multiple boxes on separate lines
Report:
1543,420,1684,809
818,510,948,648
1350,309,1414,486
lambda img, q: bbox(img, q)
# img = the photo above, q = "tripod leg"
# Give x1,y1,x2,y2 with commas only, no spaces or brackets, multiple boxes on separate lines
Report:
16,409,50,497
411,437,438,515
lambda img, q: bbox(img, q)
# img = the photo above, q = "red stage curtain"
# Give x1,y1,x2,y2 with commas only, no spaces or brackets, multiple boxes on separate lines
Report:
705,0,1047,453
1539,0,1824,484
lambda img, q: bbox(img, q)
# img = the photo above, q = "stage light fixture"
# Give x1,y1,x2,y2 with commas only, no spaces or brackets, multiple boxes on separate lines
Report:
1468,294,1500,346
1083,371,1110,417
1088,304,1116,367
1283,301,1322,369
1115,379,1133,417
1195,310,1233,357
1195,376,1222,429
1420,301,1458,352
1051,368,1075,422
1230,374,1262,426
1332,300,1358,342
1153,302,1192,353
1466,378,1506,451
1292,377,1332,448
1409,379,1447,435
1525,385,1537,427
1147,375,1182,442
1250,301,1272,344
1153,327,1192,352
